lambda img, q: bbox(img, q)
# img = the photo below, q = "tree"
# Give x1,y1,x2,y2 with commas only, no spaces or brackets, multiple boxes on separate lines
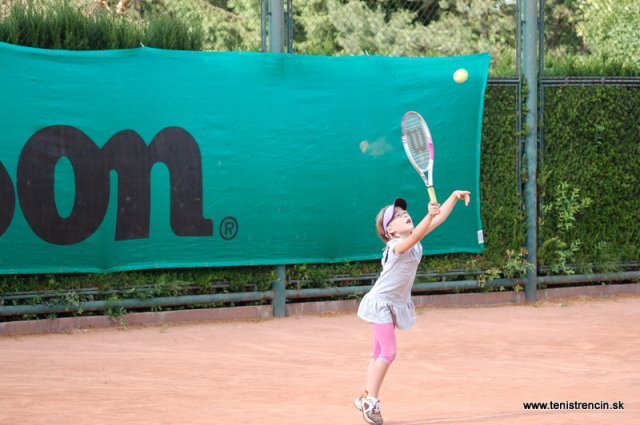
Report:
161,0,260,51
87,0,260,51
292,0,516,65
575,0,640,67
543,0,586,55
326,0,431,56
421,0,516,58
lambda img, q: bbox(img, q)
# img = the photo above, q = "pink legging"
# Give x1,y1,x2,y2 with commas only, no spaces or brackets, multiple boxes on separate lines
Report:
371,322,397,364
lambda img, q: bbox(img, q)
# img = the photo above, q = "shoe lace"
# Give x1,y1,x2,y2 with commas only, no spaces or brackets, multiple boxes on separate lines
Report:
370,399,381,415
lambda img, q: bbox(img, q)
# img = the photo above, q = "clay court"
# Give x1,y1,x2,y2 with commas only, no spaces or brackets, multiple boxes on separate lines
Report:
1,295,638,425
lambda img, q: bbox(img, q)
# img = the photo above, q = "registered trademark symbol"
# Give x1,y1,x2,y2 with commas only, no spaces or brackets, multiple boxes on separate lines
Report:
219,216,238,240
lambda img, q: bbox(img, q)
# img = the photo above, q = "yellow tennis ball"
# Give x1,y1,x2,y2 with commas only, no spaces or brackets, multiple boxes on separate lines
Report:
453,68,468,84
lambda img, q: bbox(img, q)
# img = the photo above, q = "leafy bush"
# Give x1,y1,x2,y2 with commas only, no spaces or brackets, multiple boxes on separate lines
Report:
541,86,640,265
0,0,203,50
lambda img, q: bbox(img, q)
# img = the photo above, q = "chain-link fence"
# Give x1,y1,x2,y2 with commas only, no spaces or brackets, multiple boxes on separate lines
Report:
287,0,518,75
2,1,637,76
279,0,639,77
542,0,640,76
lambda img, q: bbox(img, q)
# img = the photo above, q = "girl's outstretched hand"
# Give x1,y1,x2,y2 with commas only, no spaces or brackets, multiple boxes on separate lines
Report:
453,190,471,206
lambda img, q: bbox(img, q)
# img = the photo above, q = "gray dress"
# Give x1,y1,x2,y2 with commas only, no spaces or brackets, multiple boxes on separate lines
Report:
357,238,422,330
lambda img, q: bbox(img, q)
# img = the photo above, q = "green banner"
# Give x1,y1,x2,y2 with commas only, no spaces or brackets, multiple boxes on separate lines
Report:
0,42,489,274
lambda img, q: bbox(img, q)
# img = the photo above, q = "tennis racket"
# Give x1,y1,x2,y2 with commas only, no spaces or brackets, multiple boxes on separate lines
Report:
401,111,437,203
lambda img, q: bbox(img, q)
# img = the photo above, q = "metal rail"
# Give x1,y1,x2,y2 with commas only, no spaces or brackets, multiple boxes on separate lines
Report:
2,270,638,318
0,291,273,317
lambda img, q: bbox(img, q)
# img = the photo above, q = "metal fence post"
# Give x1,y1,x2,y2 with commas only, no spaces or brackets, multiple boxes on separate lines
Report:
272,265,286,317
523,0,539,302
269,0,284,53
286,0,293,53
267,1,286,316
260,0,267,52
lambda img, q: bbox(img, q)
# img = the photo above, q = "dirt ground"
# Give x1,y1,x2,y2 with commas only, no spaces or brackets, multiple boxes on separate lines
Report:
1,295,638,425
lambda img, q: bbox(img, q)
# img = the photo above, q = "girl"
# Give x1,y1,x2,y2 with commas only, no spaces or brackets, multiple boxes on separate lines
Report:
354,190,470,425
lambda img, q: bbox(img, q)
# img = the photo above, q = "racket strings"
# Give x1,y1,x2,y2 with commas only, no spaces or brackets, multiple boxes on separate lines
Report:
404,120,432,170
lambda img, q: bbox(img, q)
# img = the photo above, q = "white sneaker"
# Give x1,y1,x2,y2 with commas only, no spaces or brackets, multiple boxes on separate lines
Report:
354,392,383,424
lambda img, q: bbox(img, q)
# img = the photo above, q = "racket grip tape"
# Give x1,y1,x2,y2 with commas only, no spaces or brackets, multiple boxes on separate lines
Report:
427,187,438,204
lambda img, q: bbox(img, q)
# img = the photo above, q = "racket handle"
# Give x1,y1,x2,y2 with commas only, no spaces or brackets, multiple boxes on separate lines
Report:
427,187,438,204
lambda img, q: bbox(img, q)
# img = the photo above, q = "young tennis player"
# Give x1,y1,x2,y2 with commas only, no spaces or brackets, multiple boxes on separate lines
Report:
354,190,470,424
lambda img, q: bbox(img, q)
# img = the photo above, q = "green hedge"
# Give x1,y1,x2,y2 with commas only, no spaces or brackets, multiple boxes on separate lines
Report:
539,86,640,273
479,86,525,262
